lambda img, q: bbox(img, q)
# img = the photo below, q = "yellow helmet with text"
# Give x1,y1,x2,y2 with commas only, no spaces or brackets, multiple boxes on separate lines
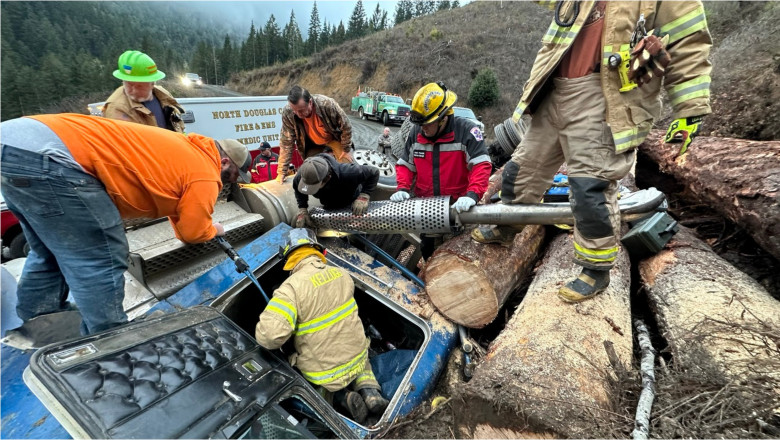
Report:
409,81,457,125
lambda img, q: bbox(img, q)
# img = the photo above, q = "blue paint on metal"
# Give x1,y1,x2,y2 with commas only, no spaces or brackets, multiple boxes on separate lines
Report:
146,223,291,315
1,345,71,439
0,222,460,439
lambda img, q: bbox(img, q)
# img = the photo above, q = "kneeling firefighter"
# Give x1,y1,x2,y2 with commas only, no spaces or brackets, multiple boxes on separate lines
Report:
255,229,389,423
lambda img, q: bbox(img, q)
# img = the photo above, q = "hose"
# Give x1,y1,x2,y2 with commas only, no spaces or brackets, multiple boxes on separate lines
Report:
554,1,580,27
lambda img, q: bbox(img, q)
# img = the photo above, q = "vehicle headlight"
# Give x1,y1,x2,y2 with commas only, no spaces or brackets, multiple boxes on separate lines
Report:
388,109,396,114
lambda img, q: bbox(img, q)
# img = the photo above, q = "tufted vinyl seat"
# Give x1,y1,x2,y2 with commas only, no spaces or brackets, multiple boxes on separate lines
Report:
59,319,253,427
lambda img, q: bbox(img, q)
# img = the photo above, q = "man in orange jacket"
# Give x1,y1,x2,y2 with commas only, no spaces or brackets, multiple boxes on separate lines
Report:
0,114,251,334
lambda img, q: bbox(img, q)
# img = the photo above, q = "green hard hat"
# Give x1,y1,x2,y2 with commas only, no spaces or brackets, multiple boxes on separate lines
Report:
112,50,166,82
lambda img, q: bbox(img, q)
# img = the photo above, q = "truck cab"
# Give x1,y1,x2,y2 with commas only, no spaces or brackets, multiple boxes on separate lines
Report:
350,92,410,126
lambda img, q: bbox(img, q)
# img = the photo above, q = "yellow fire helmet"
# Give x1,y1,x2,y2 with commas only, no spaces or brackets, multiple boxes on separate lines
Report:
409,81,457,125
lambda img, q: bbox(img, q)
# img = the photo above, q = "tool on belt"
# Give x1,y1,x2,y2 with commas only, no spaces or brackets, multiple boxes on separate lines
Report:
215,236,270,303
609,14,671,92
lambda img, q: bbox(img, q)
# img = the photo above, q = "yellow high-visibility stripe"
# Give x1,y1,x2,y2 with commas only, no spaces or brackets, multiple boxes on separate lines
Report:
669,75,711,107
542,23,582,46
512,101,527,123
354,371,376,386
660,6,707,44
295,298,357,336
301,347,367,385
266,298,297,329
535,0,557,11
612,126,651,153
574,242,618,263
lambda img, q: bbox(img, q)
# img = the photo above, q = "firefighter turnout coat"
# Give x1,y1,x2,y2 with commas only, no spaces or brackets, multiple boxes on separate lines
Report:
513,1,712,152
255,256,371,392
397,116,492,201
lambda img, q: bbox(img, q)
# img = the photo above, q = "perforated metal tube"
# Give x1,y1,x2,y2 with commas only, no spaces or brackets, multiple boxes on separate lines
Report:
310,196,452,234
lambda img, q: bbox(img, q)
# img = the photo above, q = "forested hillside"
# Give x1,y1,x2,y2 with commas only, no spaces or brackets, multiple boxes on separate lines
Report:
0,1,230,120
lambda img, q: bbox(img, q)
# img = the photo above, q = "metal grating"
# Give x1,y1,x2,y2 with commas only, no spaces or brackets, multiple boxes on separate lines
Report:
310,196,451,234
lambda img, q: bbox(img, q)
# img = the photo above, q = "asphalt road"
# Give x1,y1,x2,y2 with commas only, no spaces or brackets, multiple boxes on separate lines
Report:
347,115,401,150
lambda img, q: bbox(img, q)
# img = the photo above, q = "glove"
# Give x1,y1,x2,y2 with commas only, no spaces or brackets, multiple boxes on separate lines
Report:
390,190,411,202
452,196,477,213
294,208,316,228
628,33,671,87
352,193,370,216
665,116,703,156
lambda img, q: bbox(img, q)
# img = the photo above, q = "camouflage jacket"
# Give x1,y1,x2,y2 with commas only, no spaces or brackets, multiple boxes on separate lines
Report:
277,94,353,172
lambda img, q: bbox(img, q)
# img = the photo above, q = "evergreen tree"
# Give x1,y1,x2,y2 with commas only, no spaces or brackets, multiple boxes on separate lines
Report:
438,0,451,11
307,1,320,55
319,19,330,48
380,10,388,30
368,3,384,32
333,21,346,45
394,1,406,25
452,0,460,7
346,0,367,40
263,14,282,64
218,35,236,84
469,67,500,108
283,10,304,60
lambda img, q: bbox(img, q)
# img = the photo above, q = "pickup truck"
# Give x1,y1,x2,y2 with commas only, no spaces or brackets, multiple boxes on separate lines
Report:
350,92,410,126
1,195,28,260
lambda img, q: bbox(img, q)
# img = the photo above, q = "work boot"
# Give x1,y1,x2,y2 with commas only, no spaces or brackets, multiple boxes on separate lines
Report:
471,225,523,245
359,388,389,415
334,390,368,423
558,268,610,303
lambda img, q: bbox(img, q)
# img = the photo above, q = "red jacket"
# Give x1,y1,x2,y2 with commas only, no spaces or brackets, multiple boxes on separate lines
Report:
396,116,491,201
251,152,279,183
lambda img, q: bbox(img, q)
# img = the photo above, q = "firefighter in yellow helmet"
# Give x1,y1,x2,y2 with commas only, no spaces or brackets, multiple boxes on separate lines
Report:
103,50,185,132
255,228,389,423
391,82,492,259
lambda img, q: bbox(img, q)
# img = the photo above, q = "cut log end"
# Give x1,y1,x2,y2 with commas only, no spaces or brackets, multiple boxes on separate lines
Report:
424,253,499,328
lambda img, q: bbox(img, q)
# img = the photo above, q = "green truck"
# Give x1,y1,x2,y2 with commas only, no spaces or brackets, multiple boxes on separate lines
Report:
350,90,411,126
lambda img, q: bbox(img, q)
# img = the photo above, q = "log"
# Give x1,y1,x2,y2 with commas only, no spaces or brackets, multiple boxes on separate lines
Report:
638,130,780,260
639,226,780,379
455,232,634,437
421,225,545,328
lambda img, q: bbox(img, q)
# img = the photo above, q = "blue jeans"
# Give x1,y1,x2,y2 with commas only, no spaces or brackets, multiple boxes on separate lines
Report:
1,146,128,334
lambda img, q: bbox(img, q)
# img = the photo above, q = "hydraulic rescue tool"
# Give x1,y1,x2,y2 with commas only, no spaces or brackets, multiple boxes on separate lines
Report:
215,236,270,303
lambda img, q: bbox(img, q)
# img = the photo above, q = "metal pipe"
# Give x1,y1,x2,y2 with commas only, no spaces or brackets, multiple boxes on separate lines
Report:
311,188,665,235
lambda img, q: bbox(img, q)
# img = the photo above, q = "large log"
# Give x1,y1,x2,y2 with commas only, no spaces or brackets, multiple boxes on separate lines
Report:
638,130,780,260
639,226,780,379
421,225,546,328
454,232,634,437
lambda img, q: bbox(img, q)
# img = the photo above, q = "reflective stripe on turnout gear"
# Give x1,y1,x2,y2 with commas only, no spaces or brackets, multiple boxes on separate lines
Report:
574,241,618,263
300,346,368,385
266,297,297,329
295,297,357,336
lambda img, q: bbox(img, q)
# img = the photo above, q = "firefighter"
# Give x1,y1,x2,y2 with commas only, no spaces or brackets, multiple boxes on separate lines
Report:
103,50,185,132
293,154,379,228
472,1,712,303
255,229,389,423
276,85,354,182
390,81,492,259
250,142,279,183
0,114,251,334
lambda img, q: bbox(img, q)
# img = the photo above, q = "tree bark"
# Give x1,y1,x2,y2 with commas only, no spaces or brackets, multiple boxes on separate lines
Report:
639,226,780,379
421,224,545,328
454,232,634,438
638,130,780,260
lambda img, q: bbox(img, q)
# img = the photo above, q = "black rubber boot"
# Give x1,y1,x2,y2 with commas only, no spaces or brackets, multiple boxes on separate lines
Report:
558,268,610,303
359,388,389,415
334,390,368,423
